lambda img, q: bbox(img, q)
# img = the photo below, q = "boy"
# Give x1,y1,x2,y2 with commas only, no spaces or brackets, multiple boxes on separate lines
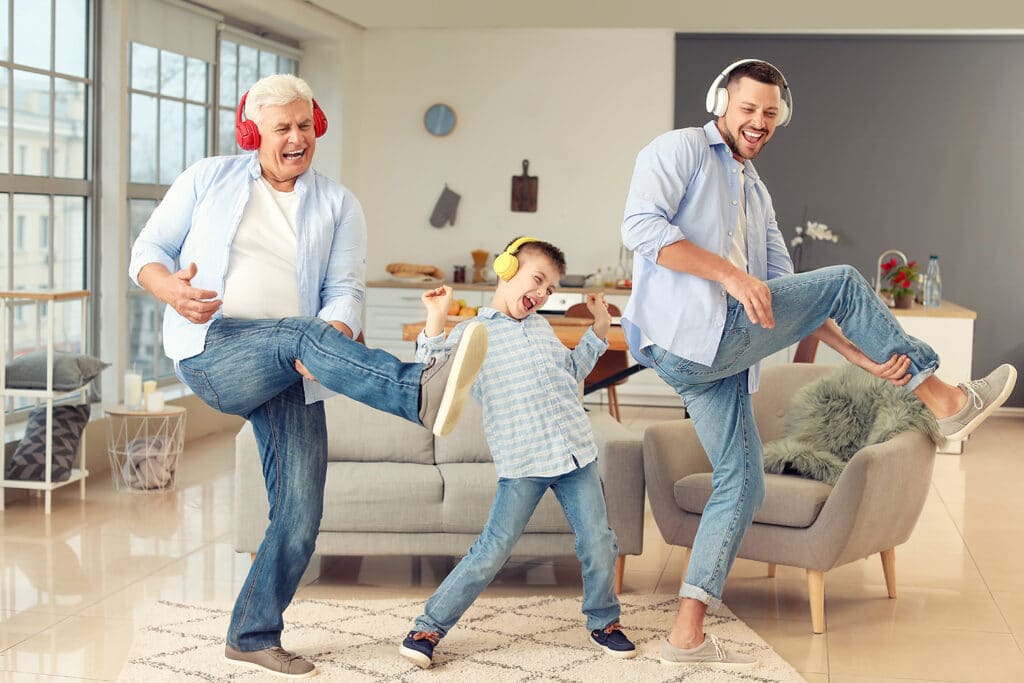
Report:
398,237,637,668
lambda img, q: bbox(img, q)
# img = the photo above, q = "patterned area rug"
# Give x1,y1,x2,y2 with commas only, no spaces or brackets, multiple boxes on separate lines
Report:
118,595,805,682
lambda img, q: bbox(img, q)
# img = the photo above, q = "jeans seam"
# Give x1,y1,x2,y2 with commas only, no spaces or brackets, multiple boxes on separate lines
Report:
299,324,420,390
232,401,282,648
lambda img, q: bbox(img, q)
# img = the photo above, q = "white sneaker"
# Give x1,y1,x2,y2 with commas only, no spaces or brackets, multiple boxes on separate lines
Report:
660,634,757,669
418,322,487,436
938,364,1017,442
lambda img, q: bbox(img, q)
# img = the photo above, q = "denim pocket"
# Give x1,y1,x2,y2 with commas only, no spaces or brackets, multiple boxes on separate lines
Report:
177,362,222,412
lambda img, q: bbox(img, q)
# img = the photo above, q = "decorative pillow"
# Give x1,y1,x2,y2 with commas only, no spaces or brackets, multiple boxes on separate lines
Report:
5,404,91,482
763,365,942,485
4,351,109,390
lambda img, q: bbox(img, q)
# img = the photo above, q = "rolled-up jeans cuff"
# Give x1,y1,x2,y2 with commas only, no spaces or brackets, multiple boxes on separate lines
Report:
679,582,722,610
904,363,938,392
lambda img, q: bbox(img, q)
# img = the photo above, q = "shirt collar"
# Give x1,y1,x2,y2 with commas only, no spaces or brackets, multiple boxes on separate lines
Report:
703,120,760,182
478,306,531,323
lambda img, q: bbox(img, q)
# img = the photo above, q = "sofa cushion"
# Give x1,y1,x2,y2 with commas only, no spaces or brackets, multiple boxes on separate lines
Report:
320,462,443,532
324,394,434,464
674,472,833,528
438,463,572,533
434,400,493,464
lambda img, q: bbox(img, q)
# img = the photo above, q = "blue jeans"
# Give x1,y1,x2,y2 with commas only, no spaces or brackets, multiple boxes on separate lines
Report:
644,266,938,606
176,317,427,651
414,461,621,636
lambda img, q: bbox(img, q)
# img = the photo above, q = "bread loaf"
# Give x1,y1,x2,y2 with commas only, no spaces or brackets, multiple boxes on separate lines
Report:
386,263,445,280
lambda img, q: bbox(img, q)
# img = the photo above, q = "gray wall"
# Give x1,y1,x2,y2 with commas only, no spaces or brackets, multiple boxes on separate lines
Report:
675,34,1024,407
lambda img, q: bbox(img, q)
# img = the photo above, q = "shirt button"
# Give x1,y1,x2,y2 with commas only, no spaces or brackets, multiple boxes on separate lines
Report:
728,231,733,236
731,168,737,173
731,200,737,206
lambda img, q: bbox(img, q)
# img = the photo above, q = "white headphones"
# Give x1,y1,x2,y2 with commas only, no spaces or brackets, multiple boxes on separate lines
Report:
705,59,793,127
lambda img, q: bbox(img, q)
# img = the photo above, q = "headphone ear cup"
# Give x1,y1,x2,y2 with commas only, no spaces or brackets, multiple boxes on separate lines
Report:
711,87,729,117
235,120,260,151
492,252,519,281
777,98,790,127
312,99,328,138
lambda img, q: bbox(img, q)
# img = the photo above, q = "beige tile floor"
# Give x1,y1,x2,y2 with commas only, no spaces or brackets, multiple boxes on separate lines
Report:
1,406,1022,682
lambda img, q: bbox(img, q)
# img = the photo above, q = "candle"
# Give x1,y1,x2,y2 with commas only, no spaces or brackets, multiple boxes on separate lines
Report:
143,380,157,397
145,390,165,412
124,371,143,410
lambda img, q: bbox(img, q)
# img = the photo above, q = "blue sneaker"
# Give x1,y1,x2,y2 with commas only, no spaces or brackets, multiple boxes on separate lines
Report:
589,622,637,659
399,630,439,669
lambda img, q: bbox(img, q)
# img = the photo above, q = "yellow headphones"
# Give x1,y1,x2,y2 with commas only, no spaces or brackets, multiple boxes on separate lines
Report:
492,236,539,281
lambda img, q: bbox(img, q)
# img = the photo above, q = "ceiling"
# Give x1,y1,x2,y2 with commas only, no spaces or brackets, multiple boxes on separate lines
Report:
195,0,1024,40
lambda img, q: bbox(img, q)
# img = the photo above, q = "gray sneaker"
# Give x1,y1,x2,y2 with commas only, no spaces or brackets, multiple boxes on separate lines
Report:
419,321,488,436
224,644,317,678
660,634,757,669
938,364,1017,442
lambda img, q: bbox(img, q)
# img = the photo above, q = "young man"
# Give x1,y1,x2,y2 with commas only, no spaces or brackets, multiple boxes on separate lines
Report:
621,59,1016,668
399,237,636,669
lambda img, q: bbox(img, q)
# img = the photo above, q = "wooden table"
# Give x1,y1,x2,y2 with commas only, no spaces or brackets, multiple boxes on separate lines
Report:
402,316,629,351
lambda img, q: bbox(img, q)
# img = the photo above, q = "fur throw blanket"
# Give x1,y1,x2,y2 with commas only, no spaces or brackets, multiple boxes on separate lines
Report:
763,365,942,486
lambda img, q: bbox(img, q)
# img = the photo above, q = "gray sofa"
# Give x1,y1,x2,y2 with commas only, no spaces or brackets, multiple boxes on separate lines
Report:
234,393,645,589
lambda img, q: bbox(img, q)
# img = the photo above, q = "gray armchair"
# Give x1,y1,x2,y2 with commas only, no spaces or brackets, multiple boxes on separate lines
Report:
643,363,937,633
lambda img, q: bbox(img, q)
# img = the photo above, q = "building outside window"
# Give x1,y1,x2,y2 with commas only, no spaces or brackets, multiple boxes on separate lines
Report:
0,0,92,378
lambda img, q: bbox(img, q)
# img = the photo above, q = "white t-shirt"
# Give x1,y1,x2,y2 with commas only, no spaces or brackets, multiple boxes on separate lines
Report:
727,162,748,272
222,178,302,319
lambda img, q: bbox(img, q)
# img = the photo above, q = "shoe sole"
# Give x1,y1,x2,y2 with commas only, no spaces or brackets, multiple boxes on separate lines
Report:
223,654,318,678
432,322,487,436
398,645,432,669
659,657,758,669
943,365,1017,442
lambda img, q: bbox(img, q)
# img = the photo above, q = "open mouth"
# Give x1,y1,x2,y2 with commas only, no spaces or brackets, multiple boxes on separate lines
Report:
521,295,537,312
282,149,306,161
741,129,765,144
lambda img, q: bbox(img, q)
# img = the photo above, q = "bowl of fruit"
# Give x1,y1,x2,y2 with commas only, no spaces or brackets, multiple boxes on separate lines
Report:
447,298,478,321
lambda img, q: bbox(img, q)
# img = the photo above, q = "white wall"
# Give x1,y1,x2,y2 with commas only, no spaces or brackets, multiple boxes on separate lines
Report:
352,28,674,281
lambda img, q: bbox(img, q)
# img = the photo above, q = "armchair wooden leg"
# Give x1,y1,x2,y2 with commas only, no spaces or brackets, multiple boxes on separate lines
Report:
807,569,825,634
614,555,625,594
880,547,897,599
767,563,777,578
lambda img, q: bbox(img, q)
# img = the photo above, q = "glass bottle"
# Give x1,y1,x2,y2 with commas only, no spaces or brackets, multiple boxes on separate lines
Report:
923,255,942,308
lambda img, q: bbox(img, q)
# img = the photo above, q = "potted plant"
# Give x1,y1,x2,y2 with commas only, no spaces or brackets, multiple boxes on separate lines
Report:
880,258,919,308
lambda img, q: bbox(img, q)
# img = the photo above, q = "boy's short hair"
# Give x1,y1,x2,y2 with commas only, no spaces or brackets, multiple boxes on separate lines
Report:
505,237,567,276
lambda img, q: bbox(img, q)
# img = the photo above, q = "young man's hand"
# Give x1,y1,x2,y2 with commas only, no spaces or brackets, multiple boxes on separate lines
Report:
586,292,612,340
422,285,453,337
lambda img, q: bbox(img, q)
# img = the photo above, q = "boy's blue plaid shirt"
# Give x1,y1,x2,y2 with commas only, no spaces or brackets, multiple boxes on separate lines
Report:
417,306,608,478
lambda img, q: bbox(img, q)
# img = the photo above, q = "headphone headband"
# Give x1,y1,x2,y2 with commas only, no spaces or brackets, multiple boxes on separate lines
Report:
705,58,793,127
493,236,540,281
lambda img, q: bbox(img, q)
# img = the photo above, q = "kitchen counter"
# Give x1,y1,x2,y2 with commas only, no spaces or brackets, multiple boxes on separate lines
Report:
366,279,632,295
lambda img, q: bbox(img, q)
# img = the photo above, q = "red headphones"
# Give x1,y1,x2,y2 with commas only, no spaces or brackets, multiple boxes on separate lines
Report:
234,91,329,151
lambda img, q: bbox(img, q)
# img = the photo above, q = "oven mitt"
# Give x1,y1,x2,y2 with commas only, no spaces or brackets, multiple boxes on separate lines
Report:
429,184,461,227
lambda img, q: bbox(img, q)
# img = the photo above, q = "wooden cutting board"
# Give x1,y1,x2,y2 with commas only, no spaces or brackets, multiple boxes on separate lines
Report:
511,159,538,212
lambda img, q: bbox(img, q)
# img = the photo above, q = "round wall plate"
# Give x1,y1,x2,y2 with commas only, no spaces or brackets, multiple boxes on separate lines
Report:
424,103,457,137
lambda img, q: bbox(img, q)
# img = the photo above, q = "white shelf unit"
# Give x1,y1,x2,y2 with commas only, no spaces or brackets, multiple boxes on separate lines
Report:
0,290,91,513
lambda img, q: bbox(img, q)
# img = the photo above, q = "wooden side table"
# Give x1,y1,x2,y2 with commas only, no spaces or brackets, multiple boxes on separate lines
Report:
105,405,186,492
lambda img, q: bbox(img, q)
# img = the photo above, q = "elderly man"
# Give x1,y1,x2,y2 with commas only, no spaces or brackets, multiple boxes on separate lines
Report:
129,74,486,678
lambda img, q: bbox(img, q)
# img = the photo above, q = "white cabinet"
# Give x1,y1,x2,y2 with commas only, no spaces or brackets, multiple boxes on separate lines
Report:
0,290,91,513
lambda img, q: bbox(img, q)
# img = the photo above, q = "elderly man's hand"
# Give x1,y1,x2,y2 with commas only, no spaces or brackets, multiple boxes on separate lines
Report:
163,263,222,324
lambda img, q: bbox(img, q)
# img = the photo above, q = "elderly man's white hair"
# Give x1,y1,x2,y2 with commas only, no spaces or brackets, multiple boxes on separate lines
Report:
243,74,315,125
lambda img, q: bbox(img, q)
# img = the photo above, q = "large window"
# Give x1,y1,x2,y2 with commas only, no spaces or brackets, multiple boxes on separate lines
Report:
0,0,92,369
126,31,299,381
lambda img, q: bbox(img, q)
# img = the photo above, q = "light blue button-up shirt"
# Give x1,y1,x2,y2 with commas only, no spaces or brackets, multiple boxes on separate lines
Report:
128,153,367,403
620,121,793,392
417,307,608,479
